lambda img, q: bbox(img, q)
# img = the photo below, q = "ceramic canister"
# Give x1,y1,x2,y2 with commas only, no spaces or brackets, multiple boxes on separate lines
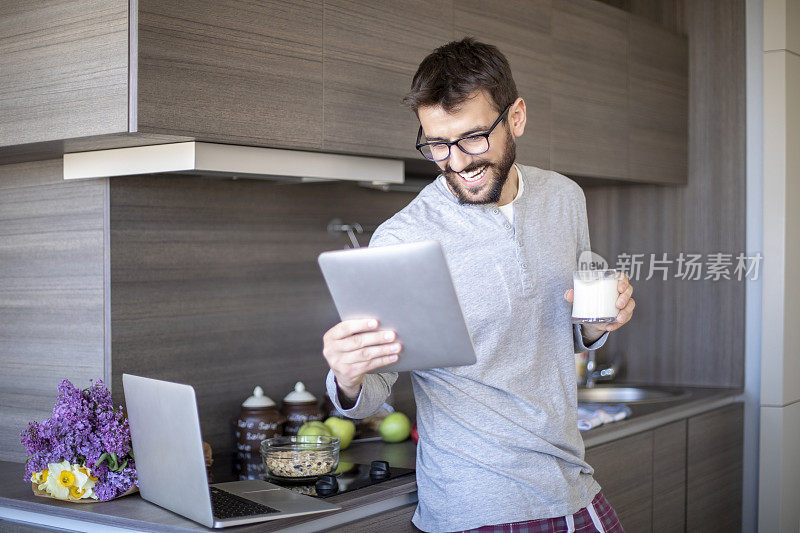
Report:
233,386,285,480
280,381,324,436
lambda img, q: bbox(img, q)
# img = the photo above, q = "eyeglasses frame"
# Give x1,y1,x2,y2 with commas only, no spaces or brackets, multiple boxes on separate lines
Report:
414,103,512,162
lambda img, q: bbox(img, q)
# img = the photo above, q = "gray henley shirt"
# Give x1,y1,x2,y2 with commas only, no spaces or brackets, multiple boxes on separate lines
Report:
326,164,610,532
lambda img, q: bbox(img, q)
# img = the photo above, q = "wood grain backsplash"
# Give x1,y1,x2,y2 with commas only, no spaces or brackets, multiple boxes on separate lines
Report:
108,176,418,470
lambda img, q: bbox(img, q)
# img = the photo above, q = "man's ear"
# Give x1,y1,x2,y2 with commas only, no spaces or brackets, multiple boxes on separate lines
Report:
509,97,527,138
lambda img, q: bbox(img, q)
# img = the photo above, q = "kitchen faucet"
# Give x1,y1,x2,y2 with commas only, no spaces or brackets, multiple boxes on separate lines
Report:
582,350,620,388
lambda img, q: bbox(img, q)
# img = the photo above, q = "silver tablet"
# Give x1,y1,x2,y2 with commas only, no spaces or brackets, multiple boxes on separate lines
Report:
318,240,477,373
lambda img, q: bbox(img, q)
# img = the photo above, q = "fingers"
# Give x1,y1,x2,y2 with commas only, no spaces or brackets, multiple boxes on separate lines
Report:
339,329,397,353
324,318,380,342
563,288,574,303
359,353,400,373
322,319,402,386
616,283,634,309
607,297,635,331
340,341,403,365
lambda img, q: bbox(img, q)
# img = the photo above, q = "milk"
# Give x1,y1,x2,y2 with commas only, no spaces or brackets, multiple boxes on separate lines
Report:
571,270,620,323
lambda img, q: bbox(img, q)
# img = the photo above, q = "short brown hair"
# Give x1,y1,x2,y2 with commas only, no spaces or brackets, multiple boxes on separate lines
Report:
403,37,518,114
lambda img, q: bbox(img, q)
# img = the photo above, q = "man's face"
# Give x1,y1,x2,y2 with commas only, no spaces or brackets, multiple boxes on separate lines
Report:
417,91,517,205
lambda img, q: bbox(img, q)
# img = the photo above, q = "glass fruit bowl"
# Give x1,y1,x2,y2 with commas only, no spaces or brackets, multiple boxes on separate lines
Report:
260,435,340,481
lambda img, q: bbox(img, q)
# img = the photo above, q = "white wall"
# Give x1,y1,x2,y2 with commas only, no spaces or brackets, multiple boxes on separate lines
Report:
759,0,800,531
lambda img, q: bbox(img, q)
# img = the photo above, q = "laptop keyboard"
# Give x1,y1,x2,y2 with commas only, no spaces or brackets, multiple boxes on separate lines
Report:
209,486,280,520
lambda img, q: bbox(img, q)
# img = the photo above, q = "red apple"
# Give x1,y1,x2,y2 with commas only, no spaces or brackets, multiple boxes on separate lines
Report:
411,422,419,444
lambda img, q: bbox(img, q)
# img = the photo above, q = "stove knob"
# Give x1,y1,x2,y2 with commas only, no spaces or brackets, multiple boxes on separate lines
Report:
315,474,338,496
369,460,391,480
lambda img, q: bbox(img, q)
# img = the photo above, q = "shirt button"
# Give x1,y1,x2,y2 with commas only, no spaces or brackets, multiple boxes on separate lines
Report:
504,221,511,229
492,207,500,214
522,262,529,269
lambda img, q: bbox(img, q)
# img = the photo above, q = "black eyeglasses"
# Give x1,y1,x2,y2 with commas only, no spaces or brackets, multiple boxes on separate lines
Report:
415,104,511,162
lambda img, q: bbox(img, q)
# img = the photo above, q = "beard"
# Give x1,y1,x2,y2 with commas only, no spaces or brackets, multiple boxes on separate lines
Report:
443,127,516,205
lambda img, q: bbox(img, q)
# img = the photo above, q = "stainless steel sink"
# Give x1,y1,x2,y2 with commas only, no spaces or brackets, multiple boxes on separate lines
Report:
577,385,690,404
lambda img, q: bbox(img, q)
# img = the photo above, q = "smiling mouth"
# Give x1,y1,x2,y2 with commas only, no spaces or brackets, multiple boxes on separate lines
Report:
457,165,488,183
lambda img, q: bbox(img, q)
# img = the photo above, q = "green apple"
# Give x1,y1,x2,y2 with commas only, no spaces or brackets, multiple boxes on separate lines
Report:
323,417,356,450
378,412,412,443
297,421,332,437
333,461,355,475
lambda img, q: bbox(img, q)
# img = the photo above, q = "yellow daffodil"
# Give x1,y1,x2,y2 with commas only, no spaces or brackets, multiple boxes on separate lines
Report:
42,469,48,482
69,486,86,498
58,470,75,487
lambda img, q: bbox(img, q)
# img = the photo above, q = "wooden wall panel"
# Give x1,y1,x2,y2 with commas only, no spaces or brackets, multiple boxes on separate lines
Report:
322,0,453,159
109,176,417,474
137,0,323,150
0,0,129,147
0,160,107,462
455,0,551,169
581,0,746,387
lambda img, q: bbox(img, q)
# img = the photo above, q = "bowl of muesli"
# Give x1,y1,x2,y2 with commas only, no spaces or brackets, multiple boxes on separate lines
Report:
260,435,340,481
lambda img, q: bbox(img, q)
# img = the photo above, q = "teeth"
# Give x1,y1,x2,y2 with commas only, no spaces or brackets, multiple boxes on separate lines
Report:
459,166,486,181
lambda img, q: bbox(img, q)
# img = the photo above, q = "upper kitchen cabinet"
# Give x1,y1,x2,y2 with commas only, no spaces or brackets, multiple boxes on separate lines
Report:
551,0,629,180
137,0,323,150
628,17,688,184
0,0,130,147
0,1,688,185
454,0,551,169
321,0,452,159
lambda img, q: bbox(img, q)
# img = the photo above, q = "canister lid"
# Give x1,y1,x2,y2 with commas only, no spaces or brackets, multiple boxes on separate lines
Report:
283,381,316,403
242,386,276,408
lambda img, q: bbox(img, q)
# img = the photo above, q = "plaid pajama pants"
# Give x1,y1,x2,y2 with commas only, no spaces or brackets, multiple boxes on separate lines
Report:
456,492,624,533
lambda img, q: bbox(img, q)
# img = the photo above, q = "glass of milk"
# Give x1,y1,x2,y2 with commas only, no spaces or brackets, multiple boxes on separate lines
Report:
571,269,621,324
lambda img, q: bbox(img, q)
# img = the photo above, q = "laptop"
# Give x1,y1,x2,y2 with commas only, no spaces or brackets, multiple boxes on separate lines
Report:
318,240,477,373
123,374,339,528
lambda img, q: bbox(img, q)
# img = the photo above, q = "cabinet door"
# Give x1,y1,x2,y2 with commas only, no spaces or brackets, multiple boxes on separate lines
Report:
686,403,743,532
653,420,687,533
323,503,420,532
137,0,324,150
322,0,452,159
0,0,129,147
628,17,688,184
551,0,628,179
454,0,551,169
585,430,653,532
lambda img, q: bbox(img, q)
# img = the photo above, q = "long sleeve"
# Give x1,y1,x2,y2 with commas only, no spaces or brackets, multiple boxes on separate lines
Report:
573,185,611,353
325,369,397,419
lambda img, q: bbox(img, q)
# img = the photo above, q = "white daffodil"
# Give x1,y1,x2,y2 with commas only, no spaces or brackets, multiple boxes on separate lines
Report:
42,461,72,499
70,464,97,500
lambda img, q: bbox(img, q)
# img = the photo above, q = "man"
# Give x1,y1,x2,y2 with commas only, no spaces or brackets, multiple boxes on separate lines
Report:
322,38,635,532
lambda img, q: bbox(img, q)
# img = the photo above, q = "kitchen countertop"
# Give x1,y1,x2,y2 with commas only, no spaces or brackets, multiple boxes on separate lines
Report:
0,385,741,532
579,385,743,448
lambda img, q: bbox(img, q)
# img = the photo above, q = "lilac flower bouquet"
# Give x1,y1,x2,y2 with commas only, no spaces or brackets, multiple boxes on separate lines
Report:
19,379,138,502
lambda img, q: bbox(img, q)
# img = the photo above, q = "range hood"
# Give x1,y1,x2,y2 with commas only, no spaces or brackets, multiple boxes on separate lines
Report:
62,142,404,184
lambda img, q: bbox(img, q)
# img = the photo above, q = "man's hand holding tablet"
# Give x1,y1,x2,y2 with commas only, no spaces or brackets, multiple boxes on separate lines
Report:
322,318,401,405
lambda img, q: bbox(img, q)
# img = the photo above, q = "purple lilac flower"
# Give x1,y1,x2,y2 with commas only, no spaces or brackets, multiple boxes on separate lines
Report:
20,379,137,500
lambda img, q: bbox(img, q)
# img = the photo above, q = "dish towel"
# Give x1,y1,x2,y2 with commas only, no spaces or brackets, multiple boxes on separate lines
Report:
577,403,633,431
